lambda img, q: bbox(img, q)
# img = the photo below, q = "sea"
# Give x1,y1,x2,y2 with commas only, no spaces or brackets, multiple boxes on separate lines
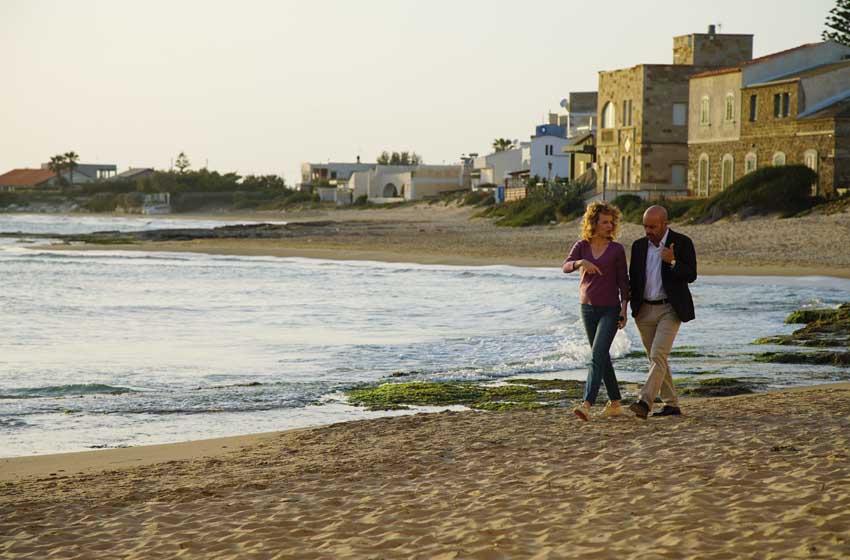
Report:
2,213,849,457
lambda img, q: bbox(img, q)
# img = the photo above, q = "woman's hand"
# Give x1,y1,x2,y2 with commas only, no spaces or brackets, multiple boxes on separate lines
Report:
579,261,602,275
617,315,627,330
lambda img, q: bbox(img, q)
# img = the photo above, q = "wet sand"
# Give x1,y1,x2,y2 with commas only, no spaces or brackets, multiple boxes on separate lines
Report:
3,384,850,559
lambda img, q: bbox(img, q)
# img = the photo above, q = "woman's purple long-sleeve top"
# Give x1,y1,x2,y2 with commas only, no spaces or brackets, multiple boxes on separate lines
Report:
562,240,630,306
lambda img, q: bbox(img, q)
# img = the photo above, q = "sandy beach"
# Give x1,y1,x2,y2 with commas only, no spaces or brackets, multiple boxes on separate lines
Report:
2,383,849,559
5,204,849,558
51,203,850,277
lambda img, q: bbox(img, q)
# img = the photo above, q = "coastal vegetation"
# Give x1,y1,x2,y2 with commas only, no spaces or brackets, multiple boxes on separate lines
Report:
475,180,586,227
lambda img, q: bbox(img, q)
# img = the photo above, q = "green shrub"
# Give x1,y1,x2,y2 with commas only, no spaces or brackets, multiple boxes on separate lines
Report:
688,165,816,222
83,193,119,212
353,194,369,206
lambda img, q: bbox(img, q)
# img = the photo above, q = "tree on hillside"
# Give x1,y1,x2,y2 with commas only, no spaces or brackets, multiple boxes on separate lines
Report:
63,151,79,184
376,151,423,165
492,138,515,152
174,152,191,174
823,0,850,46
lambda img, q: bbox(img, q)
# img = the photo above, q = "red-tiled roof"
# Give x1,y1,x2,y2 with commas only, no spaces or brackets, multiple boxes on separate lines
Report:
0,168,56,187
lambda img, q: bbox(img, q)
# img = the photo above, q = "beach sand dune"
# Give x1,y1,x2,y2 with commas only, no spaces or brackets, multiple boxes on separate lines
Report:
2,384,850,559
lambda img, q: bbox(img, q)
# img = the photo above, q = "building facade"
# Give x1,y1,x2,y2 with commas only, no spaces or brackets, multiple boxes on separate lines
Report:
688,41,850,197
595,28,754,200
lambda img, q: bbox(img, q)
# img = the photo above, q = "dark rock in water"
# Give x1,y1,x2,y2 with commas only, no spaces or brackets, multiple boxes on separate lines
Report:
754,351,850,366
754,303,849,348
679,377,757,397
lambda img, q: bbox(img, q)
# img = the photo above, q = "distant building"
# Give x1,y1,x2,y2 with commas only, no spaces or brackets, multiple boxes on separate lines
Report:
471,148,524,189
0,168,58,191
300,160,376,190
530,124,571,181
595,26,754,200
39,162,117,183
688,41,850,197
346,164,465,203
111,167,156,182
557,92,598,138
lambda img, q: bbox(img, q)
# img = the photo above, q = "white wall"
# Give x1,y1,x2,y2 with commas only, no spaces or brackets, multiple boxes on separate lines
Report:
530,135,571,181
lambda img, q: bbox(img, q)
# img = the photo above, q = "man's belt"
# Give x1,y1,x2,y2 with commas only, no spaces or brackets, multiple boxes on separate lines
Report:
644,298,669,305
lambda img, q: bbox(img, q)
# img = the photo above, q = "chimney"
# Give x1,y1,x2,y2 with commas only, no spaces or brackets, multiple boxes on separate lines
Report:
708,24,716,35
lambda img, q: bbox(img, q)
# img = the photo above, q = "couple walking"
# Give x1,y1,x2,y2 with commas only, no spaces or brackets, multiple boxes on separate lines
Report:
562,202,697,420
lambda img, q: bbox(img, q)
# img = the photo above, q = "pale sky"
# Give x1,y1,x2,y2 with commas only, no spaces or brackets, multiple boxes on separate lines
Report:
0,0,837,184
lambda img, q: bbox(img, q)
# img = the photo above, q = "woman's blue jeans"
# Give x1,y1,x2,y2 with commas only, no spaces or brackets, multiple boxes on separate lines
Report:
580,304,622,405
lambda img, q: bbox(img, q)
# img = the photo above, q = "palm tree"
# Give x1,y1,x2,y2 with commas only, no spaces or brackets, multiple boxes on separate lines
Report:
63,151,80,185
492,138,514,152
48,154,67,185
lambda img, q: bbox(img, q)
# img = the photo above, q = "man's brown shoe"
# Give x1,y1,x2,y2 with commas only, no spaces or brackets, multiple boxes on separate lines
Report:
629,400,650,420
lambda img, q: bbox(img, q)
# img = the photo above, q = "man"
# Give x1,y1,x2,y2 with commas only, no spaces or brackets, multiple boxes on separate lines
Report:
628,205,697,419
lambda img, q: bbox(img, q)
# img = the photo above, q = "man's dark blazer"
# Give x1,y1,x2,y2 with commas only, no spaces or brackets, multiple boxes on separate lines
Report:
629,229,697,322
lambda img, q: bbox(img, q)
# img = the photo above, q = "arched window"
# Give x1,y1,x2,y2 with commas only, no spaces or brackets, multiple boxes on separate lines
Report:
698,154,710,197
804,149,819,196
721,154,734,190
700,97,711,125
602,102,616,129
772,152,786,166
745,153,757,175
724,94,735,122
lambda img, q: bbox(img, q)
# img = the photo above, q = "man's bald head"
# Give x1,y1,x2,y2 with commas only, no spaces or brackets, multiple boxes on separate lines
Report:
642,205,669,245
643,205,668,223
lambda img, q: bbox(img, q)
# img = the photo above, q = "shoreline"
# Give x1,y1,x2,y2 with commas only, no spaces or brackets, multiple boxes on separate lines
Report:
3,381,848,480
48,239,850,278
4,382,850,558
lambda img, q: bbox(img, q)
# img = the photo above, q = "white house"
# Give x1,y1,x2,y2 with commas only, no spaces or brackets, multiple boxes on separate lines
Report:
345,164,464,203
471,148,524,189
529,124,571,181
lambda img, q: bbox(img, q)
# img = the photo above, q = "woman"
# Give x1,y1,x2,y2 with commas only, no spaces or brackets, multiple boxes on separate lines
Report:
562,201,630,421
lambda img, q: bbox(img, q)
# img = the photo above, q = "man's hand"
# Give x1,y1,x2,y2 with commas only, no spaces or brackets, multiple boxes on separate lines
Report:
661,242,675,264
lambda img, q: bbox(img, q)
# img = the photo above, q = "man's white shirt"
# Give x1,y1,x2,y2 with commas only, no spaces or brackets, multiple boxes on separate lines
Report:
644,228,669,301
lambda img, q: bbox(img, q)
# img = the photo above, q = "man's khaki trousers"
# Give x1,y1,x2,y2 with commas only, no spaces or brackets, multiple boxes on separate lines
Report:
635,302,681,408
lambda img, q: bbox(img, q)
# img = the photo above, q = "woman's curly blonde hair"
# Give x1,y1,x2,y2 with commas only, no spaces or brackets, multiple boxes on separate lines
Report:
580,201,622,241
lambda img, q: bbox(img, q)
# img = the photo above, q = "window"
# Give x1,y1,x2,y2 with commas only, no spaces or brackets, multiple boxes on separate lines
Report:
774,94,781,117
773,152,786,166
724,94,735,122
603,163,610,188
673,103,687,126
700,96,711,125
745,153,757,174
622,99,633,126
698,154,710,197
773,93,790,118
749,94,758,122
621,156,632,187
671,164,686,187
804,150,819,196
782,92,790,117
602,102,616,128
721,154,734,190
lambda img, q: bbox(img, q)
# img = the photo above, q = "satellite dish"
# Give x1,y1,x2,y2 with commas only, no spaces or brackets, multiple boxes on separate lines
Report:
559,98,569,109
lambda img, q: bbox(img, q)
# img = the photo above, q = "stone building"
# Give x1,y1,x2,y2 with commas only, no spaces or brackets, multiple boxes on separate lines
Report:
594,26,753,200
688,41,850,197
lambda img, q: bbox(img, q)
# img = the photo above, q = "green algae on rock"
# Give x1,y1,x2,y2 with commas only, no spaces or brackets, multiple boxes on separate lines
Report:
679,377,756,397
756,303,849,347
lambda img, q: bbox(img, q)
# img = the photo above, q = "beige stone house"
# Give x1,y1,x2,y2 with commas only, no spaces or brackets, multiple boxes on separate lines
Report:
688,41,850,197
594,27,753,201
